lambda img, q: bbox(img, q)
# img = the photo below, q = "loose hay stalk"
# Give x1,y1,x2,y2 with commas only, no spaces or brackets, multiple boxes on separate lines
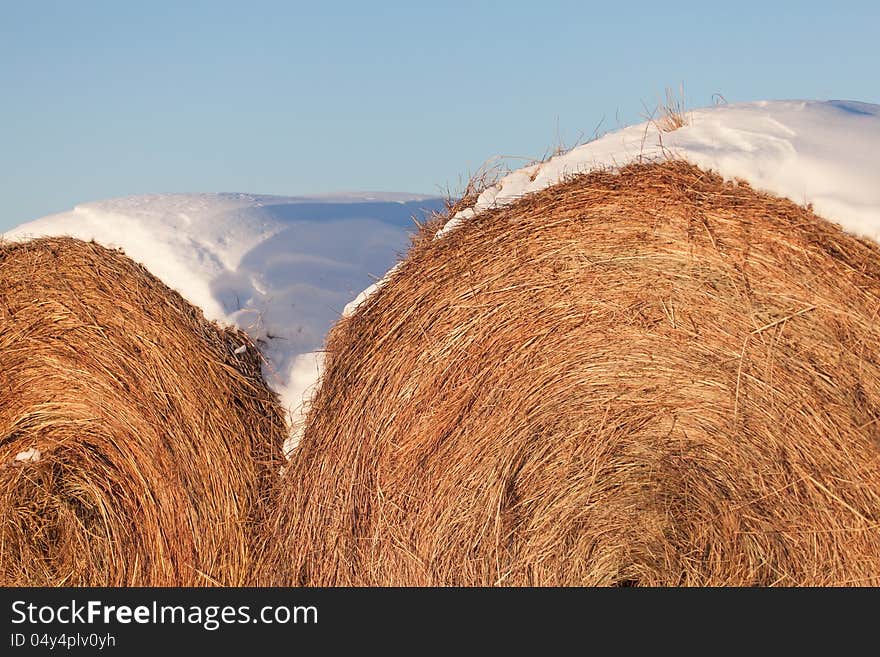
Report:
264,160,880,586
0,238,286,586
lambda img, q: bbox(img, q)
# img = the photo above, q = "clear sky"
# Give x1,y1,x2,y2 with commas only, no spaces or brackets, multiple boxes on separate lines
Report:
1,0,878,231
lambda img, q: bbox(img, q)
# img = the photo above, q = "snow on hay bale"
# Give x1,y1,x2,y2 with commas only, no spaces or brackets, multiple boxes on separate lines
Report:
266,160,880,586
0,237,285,585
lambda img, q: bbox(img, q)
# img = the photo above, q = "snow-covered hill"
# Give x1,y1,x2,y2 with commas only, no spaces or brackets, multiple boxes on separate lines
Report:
5,192,445,453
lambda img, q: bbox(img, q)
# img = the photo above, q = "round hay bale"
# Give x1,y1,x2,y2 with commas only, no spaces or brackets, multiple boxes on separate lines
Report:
267,161,880,586
0,237,285,585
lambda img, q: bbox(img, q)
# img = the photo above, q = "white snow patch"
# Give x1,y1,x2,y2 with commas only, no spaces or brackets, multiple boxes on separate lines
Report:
14,448,41,463
342,262,402,318
279,351,327,456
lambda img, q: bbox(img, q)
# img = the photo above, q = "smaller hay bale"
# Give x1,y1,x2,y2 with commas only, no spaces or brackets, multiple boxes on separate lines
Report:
265,161,880,586
0,237,286,586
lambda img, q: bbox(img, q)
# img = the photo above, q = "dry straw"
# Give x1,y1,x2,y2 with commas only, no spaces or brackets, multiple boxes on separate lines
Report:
0,237,285,586
265,160,880,586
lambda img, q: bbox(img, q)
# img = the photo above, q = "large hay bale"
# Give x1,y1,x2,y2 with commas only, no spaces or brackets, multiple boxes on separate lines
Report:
267,161,880,586
0,237,285,585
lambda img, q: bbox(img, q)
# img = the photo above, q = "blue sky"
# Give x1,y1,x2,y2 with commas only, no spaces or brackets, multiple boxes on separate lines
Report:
1,1,878,230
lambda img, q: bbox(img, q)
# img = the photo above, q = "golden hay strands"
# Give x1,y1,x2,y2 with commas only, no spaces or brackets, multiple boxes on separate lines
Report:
0,237,286,586
655,84,690,133
264,161,880,586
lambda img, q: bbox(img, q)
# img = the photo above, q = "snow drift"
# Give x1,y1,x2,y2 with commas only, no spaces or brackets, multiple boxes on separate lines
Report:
441,100,880,242
264,161,880,586
0,238,286,585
